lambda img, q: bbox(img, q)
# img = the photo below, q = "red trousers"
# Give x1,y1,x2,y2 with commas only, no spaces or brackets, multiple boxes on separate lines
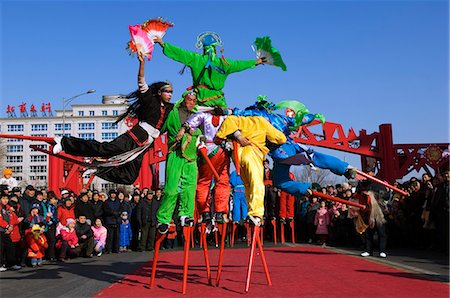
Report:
196,148,230,214
279,191,295,219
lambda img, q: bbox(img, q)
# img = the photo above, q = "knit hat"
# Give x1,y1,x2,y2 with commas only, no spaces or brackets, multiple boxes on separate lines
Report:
66,218,76,226
61,189,69,196
30,203,41,212
3,168,12,176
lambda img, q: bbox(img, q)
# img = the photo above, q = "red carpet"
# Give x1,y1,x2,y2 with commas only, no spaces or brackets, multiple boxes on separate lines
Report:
94,246,449,297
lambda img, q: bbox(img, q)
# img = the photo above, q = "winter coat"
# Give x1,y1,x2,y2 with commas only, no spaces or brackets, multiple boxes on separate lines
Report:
103,198,121,226
57,205,75,226
119,220,132,246
92,225,107,248
74,201,95,221
314,207,330,235
91,200,104,219
75,222,93,240
56,228,78,249
26,231,48,259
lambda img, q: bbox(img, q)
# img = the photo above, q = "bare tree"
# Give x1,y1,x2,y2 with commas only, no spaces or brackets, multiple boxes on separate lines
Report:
291,165,345,187
0,139,5,170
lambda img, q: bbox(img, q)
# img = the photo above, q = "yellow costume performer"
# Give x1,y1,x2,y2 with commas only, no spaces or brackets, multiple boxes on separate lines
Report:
215,116,286,220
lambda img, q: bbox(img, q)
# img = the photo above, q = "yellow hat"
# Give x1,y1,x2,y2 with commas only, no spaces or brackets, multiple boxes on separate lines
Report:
31,224,41,232
4,168,12,176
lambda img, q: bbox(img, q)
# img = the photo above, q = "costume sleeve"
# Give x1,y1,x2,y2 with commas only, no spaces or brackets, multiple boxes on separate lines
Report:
185,112,206,130
232,108,264,117
215,115,240,139
163,43,199,67
225,59,256,74
264,119,287,145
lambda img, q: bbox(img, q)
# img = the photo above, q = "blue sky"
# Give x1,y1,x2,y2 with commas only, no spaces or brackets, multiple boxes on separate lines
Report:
1,0,448,172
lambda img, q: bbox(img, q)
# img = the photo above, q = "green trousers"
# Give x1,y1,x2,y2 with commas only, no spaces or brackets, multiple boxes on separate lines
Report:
156,151,198,224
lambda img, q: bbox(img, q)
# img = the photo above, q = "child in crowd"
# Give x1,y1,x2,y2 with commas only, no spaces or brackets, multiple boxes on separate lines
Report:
119,211,132,252
92,218,107,256
56,218,79,262
314,200,330,247
26,222,48,267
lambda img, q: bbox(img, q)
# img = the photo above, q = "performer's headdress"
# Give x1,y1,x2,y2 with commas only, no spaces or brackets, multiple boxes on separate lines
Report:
275,100,325,130
196,32,223,49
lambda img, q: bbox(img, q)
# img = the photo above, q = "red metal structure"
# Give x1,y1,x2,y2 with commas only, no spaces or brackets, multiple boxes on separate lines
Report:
294,121,449,183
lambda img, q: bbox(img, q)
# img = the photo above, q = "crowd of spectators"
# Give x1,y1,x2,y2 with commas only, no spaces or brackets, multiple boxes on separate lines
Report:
0,169,448,271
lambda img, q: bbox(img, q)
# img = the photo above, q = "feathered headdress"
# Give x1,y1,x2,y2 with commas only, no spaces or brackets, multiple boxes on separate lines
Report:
127,17,174,60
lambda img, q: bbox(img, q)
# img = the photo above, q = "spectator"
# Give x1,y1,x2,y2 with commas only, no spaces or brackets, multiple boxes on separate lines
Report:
0,168,18,192
103,189,121,254
306,196,319,243
45,193,58,262
75,191,95,223
91,218,107,257
314,200,330,247
60,189,70,205
0,192,21,271
25,222,48,267
119,190,132,218
20,185,36,216
75,215,94,257
91,190,104,220
130,192,141,251
137,191,154,252
25,203,49,230
56,218,79,262
119,211,132,252
57,197,75,226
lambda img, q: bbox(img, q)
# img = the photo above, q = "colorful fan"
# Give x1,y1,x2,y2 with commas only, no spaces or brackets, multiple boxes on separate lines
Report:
253,36,287,71
129,25,154,60
127,17,174,60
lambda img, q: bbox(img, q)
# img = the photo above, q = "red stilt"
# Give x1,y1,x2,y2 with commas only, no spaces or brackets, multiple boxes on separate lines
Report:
245,225,258,293
182,225,191,294
190,226,195,248
149,232,167,288
200,224,212,285
198,225,203,248
290,220,295,244
260,226,264,246
271,219,277,245
255,228,272,286
245,223,251,246
231,222,237,247
214,229,219,248
280,222,285,244
245,225,272,293
215,222,227,287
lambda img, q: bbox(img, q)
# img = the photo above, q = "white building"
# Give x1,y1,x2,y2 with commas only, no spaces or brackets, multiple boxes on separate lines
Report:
0,95,129,191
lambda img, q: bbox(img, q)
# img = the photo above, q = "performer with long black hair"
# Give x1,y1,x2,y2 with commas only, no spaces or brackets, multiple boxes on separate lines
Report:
53,53,174,184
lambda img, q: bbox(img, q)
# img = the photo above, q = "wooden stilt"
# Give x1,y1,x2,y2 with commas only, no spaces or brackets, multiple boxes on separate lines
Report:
280,222,285,244
230,222,237,247
290,220,295,244
149,232,167,288
200,224,212,285
215,222,228,287
182,225,191,294
271,219,277,245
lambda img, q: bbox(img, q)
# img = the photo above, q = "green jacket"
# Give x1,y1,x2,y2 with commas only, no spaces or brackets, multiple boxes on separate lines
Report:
161,100,201,161
162,42,256,108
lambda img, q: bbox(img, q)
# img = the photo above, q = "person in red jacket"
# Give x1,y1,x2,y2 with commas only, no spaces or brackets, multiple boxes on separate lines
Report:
25,222,48,267
0,192,22,271
56,218,79,262
57,198,75,227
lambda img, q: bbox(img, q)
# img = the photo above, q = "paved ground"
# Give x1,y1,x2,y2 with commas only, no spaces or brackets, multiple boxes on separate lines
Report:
1,244,448,297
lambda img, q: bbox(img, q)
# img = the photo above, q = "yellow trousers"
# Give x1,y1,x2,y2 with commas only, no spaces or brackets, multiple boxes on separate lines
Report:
237,146,265,218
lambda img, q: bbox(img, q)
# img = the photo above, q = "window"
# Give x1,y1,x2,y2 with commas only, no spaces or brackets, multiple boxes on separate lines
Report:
31,124,48,131
30,165,47,173
37,176,46,180
101,122,118,130
11,166,22,173
15,176,22,181
89,111,95,116
31,134,47,137
112,110,118,116
78,133,95,140
78,123,95,130
31,144,48,152
54,123,71,131
55,133,71,137
78,111,84,116
7,125,24,132
30,155,47,162
7,145,23,152
102,132,118,140
6,156,23,163
7,138,23,142
102,110,107,116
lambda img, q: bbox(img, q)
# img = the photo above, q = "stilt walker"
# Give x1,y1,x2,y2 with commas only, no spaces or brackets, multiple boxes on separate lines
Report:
152,91,200,294
229,170,248,247
215,115,286,292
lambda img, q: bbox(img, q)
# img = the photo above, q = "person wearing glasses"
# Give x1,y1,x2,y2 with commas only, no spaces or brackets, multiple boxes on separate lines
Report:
52,52,175,184
156,91,201,234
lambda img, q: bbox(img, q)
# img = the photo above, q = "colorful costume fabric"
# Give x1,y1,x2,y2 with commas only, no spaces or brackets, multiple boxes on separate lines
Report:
185,112,230,215
233,98,349,196
156,100,200,225
215,116,286,218
229,170,248,222
161,39,257,107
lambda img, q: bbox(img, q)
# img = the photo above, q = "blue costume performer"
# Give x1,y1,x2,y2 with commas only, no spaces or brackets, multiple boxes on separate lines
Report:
231,96,356,197
229,170,248,223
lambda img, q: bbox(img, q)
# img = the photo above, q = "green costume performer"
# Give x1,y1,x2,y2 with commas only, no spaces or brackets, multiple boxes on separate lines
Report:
155,32,265,107
156,91,201,231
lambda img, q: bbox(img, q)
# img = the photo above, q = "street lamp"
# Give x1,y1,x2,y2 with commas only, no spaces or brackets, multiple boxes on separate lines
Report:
62,89,96,135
